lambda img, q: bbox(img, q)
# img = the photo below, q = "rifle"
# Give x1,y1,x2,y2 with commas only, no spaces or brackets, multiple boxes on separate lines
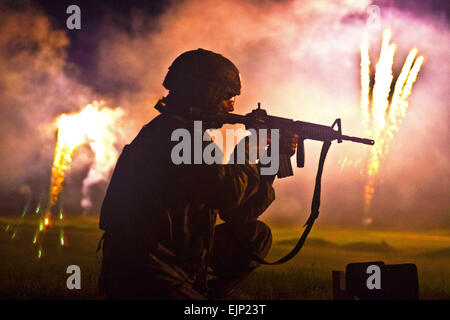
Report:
199,102,375,178
195,102,375,266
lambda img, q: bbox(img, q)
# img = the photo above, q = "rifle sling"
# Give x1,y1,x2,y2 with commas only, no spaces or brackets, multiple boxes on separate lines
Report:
234,140,332,265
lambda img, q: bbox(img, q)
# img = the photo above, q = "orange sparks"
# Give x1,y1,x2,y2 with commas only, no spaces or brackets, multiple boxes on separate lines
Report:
48,101,125,207
49,113,86,207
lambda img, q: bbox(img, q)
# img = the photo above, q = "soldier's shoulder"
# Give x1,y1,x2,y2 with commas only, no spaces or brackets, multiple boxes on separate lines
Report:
130,114,190,146
144,114,189,130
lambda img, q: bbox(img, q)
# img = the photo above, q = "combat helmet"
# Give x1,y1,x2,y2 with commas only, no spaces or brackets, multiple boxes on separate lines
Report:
162,48,241,110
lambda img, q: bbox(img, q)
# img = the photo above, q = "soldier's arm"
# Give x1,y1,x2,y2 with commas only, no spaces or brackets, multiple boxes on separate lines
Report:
218,170,275,223
218,136,276,222
187,162,264,212
169,125,275,216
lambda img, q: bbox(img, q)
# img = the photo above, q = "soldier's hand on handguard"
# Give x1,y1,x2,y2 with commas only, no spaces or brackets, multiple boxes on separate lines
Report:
242,130,299,162
279,130,299,157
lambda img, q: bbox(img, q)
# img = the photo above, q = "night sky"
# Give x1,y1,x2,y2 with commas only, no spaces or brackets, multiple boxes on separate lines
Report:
27,0,450,93
31,0,169,92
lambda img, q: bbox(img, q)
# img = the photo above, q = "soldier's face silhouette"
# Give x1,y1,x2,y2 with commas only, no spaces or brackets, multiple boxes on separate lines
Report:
218,96,235,113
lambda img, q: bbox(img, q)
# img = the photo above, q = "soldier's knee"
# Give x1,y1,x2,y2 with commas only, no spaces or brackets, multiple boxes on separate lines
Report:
212,220,272,274
251,220,272,256
215,220,271,250
243,220,272,269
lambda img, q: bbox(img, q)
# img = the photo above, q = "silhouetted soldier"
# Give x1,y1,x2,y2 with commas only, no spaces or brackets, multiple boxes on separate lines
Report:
98,49,298,299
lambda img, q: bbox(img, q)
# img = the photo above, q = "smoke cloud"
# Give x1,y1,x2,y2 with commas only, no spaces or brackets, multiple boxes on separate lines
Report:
0,0,448,228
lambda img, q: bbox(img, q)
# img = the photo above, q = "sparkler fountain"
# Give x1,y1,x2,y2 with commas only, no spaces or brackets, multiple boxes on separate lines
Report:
360,29,424,225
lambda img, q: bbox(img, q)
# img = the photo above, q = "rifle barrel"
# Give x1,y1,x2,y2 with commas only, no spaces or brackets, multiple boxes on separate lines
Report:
340,135,375,145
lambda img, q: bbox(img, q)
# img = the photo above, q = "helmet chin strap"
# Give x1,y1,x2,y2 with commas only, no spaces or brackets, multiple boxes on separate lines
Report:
154,97,225,130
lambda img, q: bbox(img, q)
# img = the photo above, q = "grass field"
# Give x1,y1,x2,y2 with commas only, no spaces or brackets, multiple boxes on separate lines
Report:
1,216,449,299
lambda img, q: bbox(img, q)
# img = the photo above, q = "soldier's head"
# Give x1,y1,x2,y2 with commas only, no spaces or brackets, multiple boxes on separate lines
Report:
161,48,241,114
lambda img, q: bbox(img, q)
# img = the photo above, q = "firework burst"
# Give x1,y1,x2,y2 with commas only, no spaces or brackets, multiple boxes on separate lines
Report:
360,29,424,223
5,101,125,258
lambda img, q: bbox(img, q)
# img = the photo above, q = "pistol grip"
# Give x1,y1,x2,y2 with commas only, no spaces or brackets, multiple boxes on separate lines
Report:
296,138,305,168
277,154,293,178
